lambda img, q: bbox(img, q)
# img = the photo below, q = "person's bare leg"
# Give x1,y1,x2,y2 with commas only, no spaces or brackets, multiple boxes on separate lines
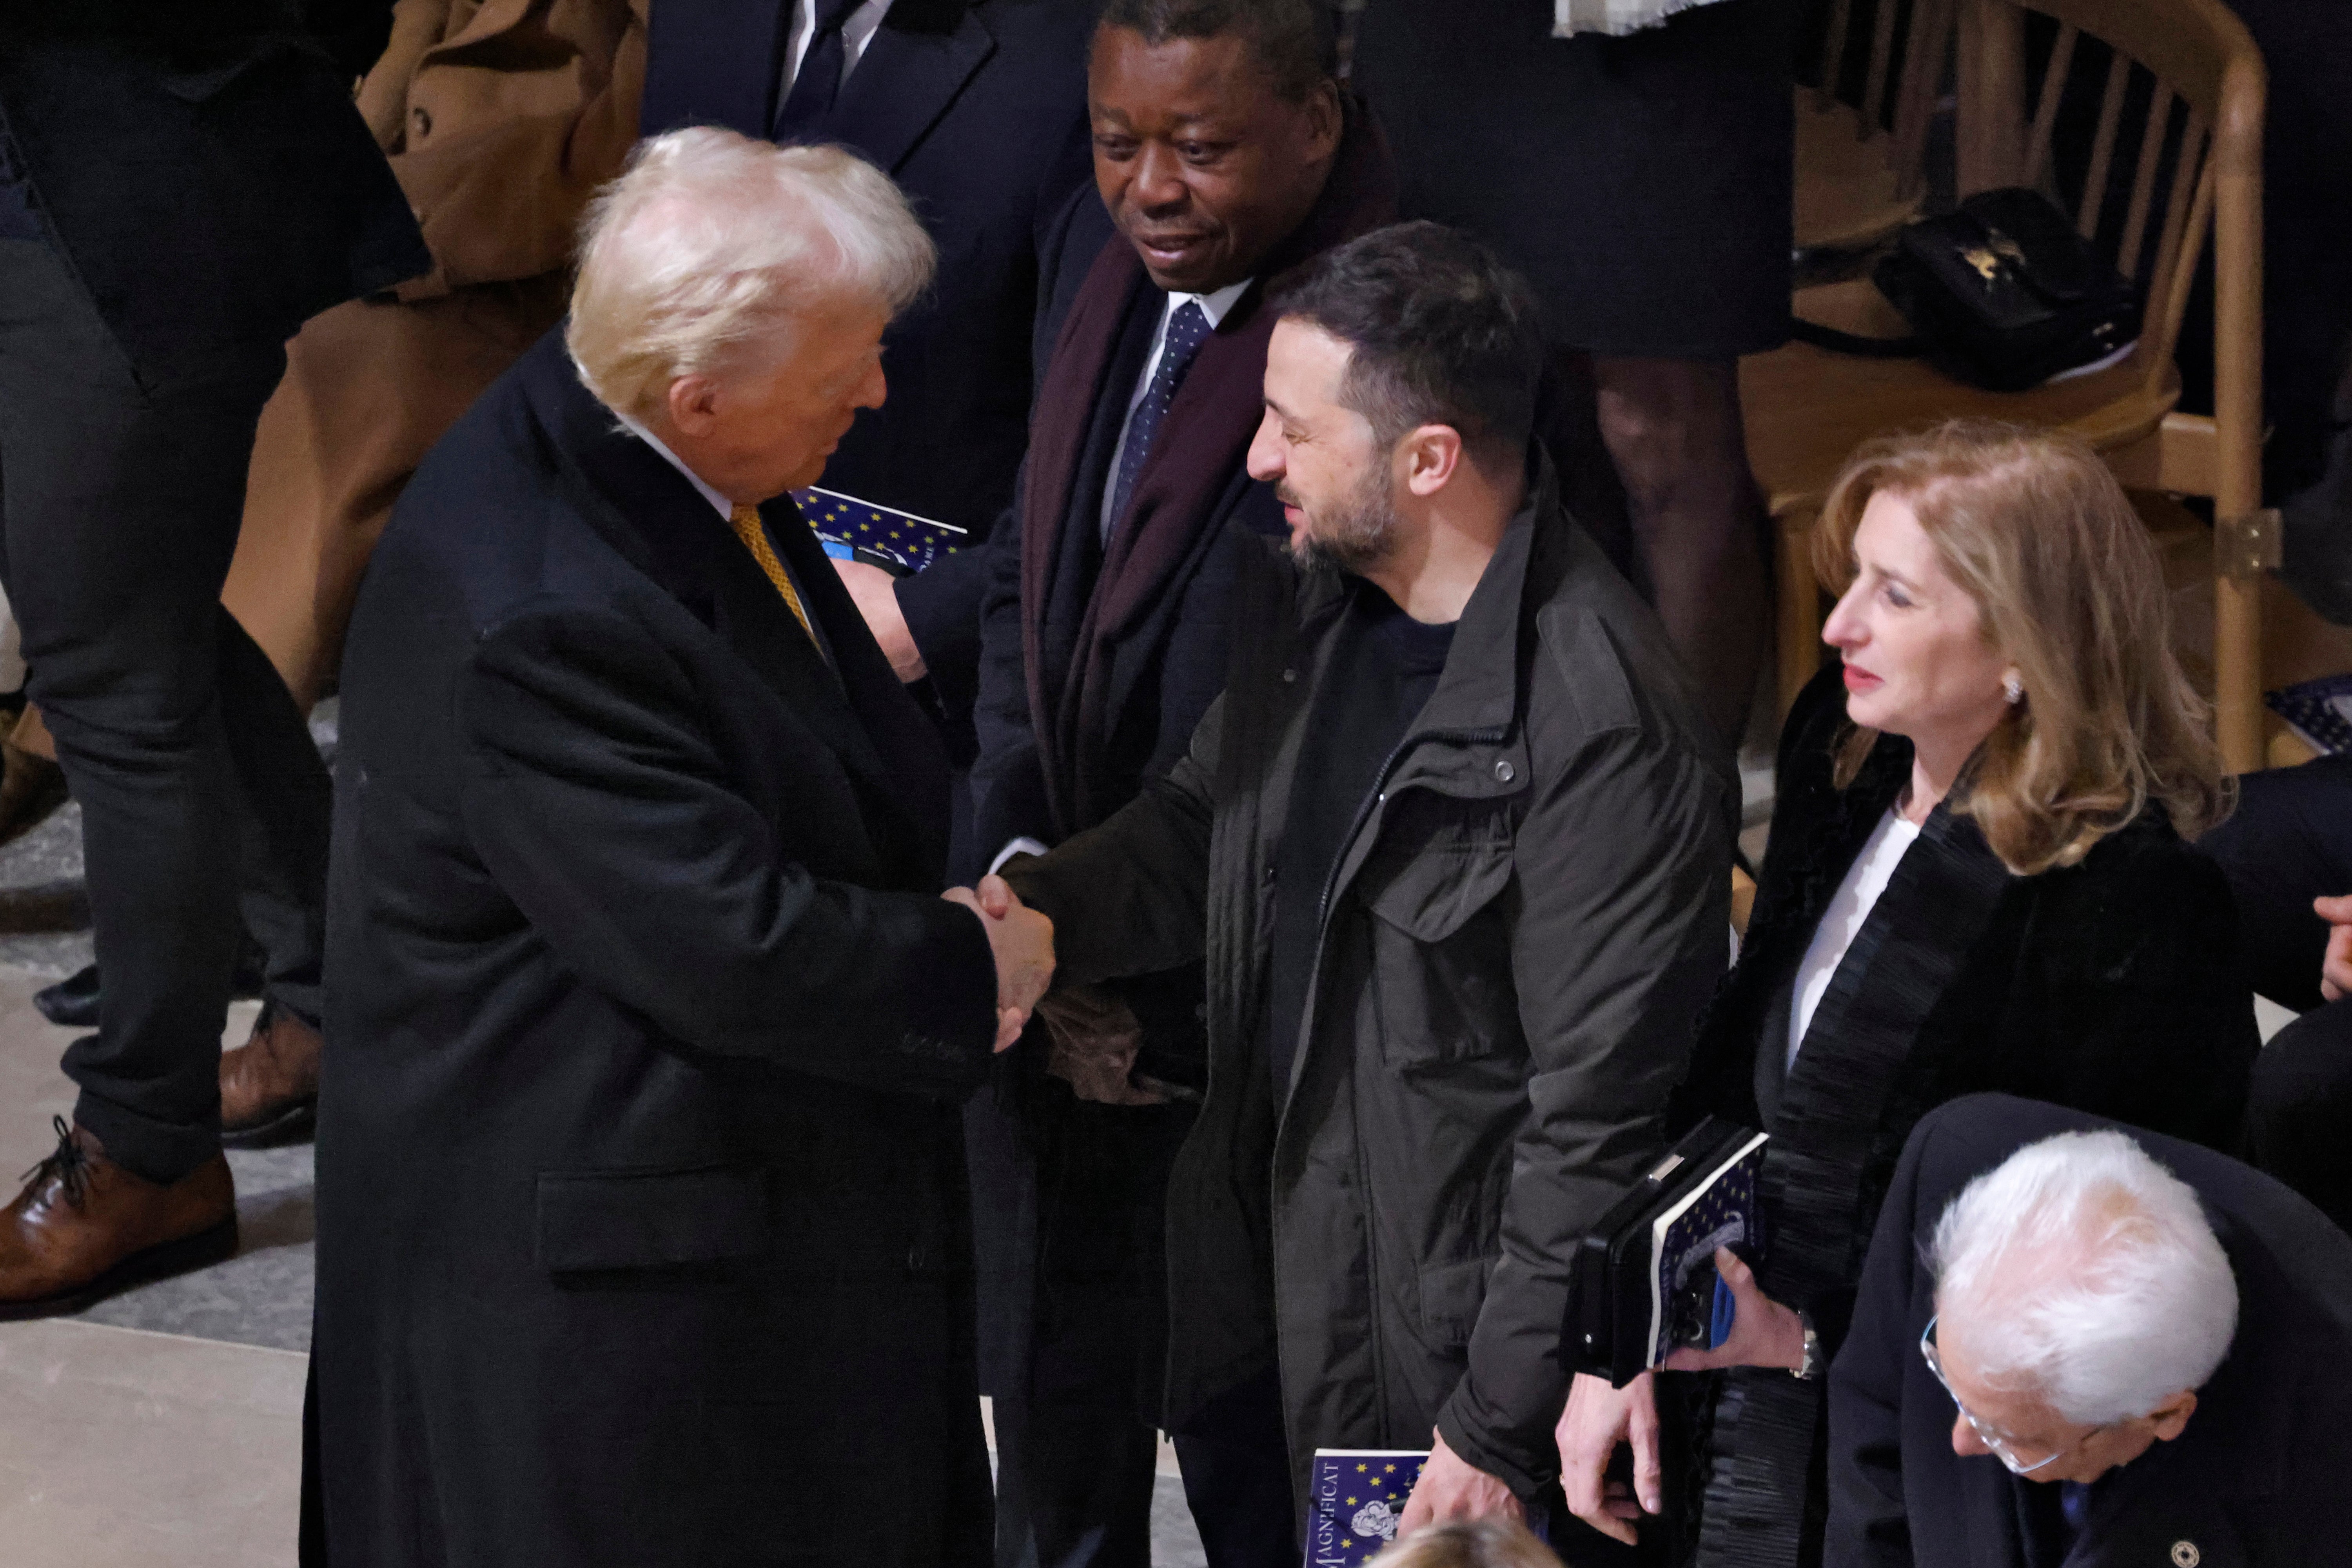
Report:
1590,355,1769,743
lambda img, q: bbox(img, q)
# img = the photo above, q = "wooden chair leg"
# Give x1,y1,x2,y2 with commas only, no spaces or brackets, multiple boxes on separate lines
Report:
2215,571,2264,773
1778,509,1823,718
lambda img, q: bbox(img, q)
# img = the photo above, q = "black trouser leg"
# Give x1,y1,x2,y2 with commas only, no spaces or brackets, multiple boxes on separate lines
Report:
219,613,331,1028
1171,1365,1297,1568
970,1081,1186,1568
0,236,321,1182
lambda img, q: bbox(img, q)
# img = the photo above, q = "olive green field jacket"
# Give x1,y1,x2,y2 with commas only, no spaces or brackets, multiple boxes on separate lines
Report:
1003,464,1737,1499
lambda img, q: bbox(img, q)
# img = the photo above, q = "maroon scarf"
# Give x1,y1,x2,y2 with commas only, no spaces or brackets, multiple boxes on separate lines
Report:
1019,103,1397,837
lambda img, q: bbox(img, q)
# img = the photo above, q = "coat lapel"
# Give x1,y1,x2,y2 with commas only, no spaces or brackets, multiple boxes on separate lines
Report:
759,498,959,877
521,332,951,879
823,0,993,174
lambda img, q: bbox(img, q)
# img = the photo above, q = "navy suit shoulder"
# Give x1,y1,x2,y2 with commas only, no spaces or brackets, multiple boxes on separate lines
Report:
642,0,1091,536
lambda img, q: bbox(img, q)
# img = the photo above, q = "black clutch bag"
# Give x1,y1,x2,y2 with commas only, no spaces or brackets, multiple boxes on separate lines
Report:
1870,186,2140,392
1566,1118,1769,1388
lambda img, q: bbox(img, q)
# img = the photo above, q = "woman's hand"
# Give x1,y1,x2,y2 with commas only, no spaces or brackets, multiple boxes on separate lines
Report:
1555,1370,1661,1546
1661,1247,1806,1374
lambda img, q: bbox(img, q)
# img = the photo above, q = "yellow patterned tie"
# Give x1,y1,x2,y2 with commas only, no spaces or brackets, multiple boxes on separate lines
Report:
727,503,818,647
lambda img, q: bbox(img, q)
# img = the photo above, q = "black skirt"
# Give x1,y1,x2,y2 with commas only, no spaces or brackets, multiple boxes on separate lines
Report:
1350,0,1797,359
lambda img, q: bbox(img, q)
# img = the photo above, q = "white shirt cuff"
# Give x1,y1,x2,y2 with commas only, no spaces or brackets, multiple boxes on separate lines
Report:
987,837,1051,877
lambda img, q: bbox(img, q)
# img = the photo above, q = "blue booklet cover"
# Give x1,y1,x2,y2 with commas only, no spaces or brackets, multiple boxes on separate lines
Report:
1305,1450,1425,1566
1646,1128,1769,1367
2266,673,2352,756
790,486,967,575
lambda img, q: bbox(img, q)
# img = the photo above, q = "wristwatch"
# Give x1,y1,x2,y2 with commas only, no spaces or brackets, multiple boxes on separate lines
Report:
1793,1309,1822,1381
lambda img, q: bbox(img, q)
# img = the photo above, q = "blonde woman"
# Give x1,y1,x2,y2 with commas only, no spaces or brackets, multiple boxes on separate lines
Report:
1556,421,2258,1566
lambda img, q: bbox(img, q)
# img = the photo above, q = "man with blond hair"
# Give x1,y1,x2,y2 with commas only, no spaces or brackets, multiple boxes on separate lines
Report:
306,127,1053,1567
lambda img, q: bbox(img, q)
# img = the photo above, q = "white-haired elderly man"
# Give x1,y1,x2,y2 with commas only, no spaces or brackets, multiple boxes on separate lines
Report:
1828,1093,2352,1568
306,127,1053,1568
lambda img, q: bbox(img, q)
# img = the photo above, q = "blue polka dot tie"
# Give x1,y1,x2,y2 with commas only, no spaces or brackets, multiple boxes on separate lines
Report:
1106,299,1212,540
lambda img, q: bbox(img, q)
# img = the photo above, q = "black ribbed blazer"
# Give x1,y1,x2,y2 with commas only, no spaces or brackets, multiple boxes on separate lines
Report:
1658,663,2259,1567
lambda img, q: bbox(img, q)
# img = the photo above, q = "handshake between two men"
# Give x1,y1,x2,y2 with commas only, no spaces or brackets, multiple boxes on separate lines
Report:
942,876,1055,1053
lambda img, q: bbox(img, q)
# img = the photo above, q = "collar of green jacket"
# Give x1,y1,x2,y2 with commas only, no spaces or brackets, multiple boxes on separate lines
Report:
1293,445,1567,803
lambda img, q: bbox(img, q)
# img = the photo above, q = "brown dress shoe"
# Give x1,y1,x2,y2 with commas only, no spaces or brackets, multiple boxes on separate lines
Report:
0,1117,236,1320
220,1003,322,1149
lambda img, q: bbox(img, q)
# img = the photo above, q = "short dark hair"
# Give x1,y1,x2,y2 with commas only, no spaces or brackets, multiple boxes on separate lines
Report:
1096,0,1336,103
1274,221,1546,466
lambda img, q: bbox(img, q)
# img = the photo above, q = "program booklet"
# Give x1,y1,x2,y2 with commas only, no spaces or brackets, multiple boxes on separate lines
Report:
2266,673,2352,756
790,486,966,576
1304,1450,1425,1566
1568,1118,1770,1385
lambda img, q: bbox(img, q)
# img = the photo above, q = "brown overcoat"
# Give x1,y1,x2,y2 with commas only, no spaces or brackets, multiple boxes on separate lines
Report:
220,0,645,708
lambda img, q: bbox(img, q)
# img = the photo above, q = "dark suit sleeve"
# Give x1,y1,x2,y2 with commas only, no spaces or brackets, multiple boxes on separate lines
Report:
896,171,1098,757
453,602,1000,1099
1436,720,1735,1497
1825,1105,1936,1568
896,500,1005,702
965,492,1058,869
998,696,1221,985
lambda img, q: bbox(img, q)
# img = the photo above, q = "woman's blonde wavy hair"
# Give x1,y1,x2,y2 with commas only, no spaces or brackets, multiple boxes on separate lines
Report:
1811,419,2230,875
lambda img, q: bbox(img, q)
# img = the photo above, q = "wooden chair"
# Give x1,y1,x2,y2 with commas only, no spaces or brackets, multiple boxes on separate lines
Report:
1792,0,1954,257
1749,0,2270,771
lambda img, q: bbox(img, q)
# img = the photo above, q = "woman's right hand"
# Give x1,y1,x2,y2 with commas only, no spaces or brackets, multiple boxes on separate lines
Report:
1555,1369,1662,1546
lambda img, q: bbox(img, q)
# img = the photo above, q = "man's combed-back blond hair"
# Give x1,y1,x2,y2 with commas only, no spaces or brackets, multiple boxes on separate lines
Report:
1811,420,2229,875
566,127,935,422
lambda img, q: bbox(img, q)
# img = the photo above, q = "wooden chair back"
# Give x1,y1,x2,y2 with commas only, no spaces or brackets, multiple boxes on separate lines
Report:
1804,0,1954,210
1955,0,2265,760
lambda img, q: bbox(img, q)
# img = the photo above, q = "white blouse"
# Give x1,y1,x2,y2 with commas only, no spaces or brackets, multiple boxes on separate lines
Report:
1787,807,1922,1070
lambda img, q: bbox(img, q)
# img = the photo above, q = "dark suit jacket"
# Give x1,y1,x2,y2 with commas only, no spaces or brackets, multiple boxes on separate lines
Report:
966,185,1289,875
640,0,1093,696
0,2,428,376
310,329,1002,1566
1829,1094,2352,1568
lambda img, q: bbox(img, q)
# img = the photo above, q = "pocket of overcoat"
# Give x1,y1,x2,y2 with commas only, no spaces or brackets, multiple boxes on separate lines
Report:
535,1165,770,1273
1363,843,1519,1073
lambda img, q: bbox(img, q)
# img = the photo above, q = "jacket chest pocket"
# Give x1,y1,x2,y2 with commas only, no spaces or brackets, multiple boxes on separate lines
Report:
1354,797,1519,1074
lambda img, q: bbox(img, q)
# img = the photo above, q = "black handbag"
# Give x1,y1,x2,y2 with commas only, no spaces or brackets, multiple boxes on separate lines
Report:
1566,1118,1768,1388
1869,186,2141,392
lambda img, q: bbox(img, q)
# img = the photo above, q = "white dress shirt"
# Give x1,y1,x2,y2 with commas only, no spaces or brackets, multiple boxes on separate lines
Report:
780,0,893,111
1787,806,1920,1069
1097,278,1253,541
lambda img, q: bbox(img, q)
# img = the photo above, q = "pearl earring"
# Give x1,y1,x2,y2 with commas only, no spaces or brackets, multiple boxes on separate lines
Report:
2003,673,2023,705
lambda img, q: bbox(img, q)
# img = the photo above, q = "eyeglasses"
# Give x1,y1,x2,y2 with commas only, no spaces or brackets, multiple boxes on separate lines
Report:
1919,1316,2107,1477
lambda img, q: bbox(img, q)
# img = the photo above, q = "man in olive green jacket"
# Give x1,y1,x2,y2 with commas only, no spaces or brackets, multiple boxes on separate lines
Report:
974,223,1735,1551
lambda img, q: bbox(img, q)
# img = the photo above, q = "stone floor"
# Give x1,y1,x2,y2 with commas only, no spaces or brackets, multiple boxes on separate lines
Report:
0,763,1207,1567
